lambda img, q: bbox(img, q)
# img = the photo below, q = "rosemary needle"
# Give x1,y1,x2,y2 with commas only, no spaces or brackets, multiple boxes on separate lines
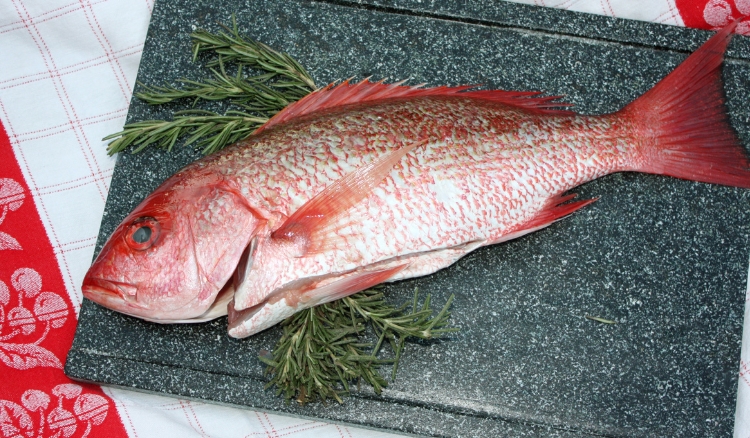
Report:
259,289,457,405
585,315,617,324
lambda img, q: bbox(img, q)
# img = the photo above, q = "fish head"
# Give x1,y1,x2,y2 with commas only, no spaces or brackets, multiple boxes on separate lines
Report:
82,168,261,322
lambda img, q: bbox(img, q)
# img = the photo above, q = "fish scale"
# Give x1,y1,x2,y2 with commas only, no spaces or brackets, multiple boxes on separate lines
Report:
81,23,750,337
222,97,632,317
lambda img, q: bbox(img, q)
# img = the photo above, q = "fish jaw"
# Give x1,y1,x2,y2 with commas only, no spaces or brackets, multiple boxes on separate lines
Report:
82,166,263,322
83,272,237,324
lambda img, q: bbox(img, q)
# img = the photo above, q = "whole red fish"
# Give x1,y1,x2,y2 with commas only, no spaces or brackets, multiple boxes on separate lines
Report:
83,24,750,338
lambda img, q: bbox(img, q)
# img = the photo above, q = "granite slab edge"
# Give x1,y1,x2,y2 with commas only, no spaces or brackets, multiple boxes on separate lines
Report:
65,346,615,438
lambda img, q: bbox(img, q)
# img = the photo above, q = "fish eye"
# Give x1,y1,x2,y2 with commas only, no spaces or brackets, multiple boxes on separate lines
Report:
125,217,160,250
132,226,151,243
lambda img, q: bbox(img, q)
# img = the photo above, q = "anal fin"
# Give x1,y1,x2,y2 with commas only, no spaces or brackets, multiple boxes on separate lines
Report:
491,193,596,244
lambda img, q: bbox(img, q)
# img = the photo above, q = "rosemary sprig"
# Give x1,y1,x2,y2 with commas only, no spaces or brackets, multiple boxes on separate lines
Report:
104,17,315,155
259,289,457,405
191,16,316,91
104,111,268,155
135,66,308,110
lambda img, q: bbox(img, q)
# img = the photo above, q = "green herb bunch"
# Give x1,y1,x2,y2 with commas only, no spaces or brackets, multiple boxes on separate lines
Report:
105,18,458,404
260,289,457,404
104,17,316,155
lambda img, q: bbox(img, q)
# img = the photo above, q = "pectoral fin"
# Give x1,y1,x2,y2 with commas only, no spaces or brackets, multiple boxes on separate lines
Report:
271,139,427,255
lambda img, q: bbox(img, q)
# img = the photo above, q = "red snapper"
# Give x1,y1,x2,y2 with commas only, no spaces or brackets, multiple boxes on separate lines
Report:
83,24,750,338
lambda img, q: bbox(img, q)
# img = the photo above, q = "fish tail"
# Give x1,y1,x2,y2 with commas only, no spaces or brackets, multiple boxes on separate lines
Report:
621,20,750,189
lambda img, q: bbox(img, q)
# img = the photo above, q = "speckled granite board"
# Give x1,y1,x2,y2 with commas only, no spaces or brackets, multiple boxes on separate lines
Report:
65,1,750,436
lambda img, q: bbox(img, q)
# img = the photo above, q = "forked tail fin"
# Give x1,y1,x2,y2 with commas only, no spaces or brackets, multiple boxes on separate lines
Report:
622,21,750,188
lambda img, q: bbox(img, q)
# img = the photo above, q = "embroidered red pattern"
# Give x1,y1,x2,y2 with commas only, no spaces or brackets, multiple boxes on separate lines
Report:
676,0,750,35
0,121,128,437
0,384,109,438
0,178,24,251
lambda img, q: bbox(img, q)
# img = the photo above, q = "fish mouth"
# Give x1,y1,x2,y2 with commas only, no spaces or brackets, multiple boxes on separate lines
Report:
82,277,144,309
83,276,235,324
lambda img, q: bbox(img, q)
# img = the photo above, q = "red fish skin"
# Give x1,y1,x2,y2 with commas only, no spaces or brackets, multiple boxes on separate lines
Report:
222,97,632,311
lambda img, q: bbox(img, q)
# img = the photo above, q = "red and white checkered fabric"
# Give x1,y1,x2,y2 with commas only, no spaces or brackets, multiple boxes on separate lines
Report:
0,0,746,436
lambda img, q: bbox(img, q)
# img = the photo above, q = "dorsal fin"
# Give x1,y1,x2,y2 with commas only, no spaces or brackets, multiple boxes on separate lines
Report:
254,79,574,135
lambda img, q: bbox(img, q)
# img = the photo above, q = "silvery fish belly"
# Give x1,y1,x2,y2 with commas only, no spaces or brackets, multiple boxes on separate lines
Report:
82,23,750,338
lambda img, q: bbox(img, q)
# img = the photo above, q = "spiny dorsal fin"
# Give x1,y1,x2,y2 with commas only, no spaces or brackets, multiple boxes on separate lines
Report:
254,79,573,135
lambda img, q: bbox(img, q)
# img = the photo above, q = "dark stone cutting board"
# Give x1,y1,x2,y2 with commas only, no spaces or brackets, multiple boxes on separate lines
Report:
65,1,750,436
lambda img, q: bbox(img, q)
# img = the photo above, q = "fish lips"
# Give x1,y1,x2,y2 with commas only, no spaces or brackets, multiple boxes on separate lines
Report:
82,276,146,311
82,276,204,322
